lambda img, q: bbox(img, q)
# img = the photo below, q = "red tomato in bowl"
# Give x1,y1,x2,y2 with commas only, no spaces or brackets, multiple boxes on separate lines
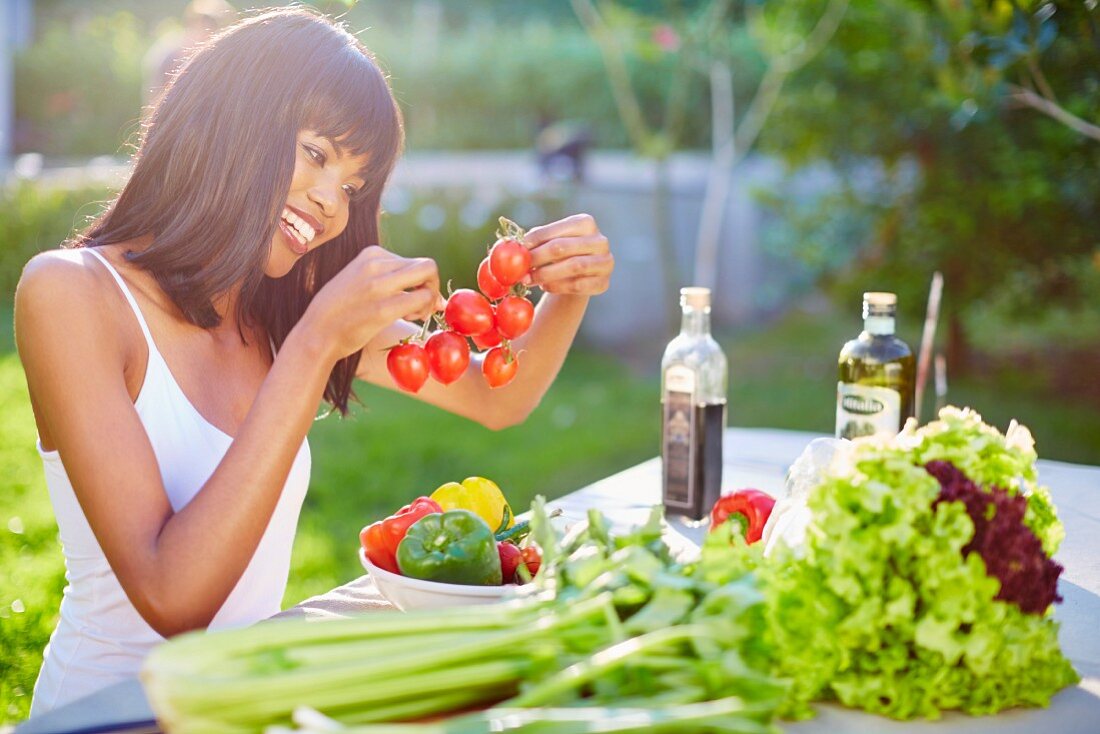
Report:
425,331,470,385
497,542,522,584
444,289,494,337
520,546,541,577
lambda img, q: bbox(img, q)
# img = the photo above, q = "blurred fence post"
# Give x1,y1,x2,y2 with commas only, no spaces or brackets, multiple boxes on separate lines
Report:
0,0,33,170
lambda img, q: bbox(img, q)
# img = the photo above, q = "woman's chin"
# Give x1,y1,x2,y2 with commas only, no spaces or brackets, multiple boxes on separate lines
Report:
264,239,300,278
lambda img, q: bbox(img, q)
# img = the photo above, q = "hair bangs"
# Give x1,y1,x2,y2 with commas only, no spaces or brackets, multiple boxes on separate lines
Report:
301,46,404,200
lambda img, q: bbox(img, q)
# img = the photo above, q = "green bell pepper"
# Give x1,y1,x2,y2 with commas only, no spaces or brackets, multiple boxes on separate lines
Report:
396,509,503,586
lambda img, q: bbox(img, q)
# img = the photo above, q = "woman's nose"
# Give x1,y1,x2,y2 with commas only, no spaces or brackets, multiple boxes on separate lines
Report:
307,183,338,219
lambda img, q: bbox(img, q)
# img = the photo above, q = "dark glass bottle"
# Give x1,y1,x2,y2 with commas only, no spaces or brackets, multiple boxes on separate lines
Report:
836,292,916,439
661,287,728,522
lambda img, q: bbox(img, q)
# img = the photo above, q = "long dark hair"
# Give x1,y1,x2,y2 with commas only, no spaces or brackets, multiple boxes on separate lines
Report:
69,6,404,415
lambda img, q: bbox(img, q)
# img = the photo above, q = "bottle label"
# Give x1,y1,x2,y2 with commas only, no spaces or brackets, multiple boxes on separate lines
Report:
835,382,902,440
662,366,696,510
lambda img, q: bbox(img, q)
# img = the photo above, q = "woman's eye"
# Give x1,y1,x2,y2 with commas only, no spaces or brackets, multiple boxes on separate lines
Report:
304,145,325,165
342,184,360,198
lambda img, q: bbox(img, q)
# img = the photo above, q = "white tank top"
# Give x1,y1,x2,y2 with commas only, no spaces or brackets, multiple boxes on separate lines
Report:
30,248,312,715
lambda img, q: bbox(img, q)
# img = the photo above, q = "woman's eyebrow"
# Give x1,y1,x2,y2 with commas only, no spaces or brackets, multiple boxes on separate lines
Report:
321,135,345,157
315,134,370,180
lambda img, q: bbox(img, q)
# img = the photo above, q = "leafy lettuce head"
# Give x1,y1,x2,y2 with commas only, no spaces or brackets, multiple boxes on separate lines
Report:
747,407,1077,720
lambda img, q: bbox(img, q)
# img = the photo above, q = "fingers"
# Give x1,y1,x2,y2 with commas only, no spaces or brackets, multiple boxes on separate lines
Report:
523,213,599,249
378,286,438,324
357,245,409,274
527,233,610,270
529,253,615,289
377,257,440,305
351,248,441,322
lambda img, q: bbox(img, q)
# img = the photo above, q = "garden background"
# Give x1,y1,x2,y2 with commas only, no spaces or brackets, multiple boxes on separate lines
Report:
2,0,1099,722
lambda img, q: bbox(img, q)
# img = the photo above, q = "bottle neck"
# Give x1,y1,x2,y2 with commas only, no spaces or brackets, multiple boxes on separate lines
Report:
864,315,895,336
680,307,711,337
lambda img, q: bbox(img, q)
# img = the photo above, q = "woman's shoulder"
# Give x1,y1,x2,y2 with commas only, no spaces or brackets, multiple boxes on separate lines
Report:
15,246,142,353
18,244,151,306
17,248,108,308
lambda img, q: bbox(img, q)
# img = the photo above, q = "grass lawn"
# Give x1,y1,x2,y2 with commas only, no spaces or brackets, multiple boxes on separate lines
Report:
2,304,1098,722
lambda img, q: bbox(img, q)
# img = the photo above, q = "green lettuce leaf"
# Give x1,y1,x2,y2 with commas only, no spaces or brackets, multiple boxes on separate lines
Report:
708,407,1078,720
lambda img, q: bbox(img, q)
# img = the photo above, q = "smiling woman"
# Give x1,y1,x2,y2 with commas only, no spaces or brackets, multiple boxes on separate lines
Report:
11,3,615,719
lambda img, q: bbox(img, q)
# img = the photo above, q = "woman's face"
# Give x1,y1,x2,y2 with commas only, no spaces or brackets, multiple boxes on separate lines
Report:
266,129,371,278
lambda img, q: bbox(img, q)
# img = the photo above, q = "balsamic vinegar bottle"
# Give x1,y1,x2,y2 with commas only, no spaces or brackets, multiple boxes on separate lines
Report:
836,292,916,440
661,287,728,523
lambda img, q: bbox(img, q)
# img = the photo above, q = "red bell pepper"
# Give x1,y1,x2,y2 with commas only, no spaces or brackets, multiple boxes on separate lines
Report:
709,489,776,544
360,497,442,574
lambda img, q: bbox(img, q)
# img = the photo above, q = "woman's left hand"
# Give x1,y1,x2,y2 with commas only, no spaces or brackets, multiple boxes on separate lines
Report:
522,213,614,296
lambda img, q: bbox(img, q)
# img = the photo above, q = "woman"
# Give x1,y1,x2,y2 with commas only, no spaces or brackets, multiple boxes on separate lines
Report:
14,6,613,714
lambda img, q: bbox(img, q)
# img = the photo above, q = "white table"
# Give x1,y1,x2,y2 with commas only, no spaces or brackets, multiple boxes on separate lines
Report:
14,428,1100,734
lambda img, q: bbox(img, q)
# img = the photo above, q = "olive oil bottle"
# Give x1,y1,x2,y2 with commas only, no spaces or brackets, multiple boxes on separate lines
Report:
661,287,728,522
836,292,916,439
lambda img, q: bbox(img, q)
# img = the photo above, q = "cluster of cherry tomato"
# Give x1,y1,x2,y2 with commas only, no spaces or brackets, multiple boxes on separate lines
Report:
387,218,535,393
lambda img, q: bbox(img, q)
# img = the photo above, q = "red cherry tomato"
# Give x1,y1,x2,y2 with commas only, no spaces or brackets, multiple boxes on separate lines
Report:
483,346,518,388
425,331,470,385
488,238,532,287
520,546,541,578
472,326,503,351
386,343,430,393
495,296,534,340
497,542,522,585
444,289,494,337
477,257,510,301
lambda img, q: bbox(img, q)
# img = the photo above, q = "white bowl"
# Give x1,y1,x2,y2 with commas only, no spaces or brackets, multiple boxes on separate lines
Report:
359,548,516,611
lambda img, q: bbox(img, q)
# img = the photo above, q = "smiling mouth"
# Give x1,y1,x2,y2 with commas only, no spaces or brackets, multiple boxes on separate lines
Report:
280,207,317,252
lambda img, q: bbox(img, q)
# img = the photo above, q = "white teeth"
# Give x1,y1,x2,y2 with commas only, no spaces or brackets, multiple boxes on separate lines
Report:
281,208,316,244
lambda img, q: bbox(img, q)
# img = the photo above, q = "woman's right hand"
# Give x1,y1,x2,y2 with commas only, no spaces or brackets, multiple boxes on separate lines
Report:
301,246,442,362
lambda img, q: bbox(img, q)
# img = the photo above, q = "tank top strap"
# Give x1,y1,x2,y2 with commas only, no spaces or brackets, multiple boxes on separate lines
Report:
84,247,157,353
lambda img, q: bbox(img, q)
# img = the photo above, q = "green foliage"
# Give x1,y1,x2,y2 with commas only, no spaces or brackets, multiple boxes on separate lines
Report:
15,10,147,156
757,0,1100,358
14,7,729,156
360,20,716,152
0,182,114,299
0,351,67,722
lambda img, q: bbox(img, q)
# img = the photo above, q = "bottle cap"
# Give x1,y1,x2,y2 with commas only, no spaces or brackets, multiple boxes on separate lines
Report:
863,291,897,319
680,287,711,309
863,292,897,307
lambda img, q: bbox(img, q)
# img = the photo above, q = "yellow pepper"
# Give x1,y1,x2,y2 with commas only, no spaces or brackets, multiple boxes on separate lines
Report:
429,477,515,533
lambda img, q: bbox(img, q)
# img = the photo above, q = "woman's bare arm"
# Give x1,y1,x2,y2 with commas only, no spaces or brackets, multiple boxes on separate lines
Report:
358,292,589,430
15,247,438,637
356,214,614,430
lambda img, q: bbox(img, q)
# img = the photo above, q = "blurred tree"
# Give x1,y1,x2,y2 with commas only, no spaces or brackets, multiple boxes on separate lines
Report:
570,0,845,330
758,0,1100,371
571,0,719,332
691,0,848,294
